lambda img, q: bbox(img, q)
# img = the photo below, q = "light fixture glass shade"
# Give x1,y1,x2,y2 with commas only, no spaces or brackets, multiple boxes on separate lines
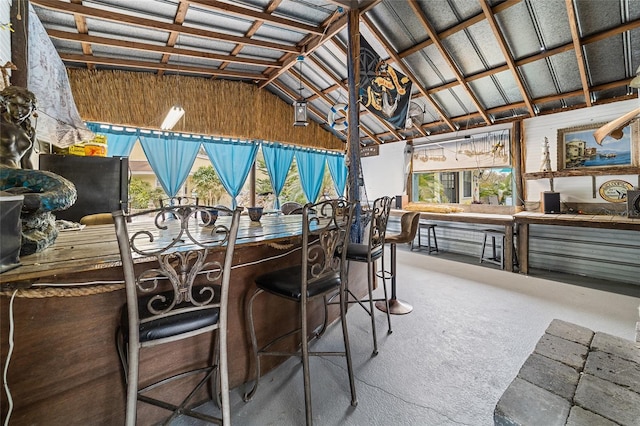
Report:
160,105,185,130
293,100,308,126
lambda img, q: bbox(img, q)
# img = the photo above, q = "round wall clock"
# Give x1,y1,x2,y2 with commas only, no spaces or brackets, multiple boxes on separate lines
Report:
598,179,634,203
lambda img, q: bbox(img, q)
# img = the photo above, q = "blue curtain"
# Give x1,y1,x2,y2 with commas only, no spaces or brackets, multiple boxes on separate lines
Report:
203,139,259,208
139,135,201,197
326,153,347,197
85,122,138,157
295,149,327,203
261,142,294,209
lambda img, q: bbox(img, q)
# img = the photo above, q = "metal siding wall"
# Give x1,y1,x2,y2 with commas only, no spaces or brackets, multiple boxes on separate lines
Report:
410,220,494,258
391,216,639,286
528,225,640,286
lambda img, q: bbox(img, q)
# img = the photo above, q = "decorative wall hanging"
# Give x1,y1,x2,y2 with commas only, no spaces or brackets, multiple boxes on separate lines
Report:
558,121,638,171
327,103,348,131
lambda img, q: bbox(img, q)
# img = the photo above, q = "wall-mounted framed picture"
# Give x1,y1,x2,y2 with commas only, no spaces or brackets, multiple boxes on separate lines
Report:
557,121,638,171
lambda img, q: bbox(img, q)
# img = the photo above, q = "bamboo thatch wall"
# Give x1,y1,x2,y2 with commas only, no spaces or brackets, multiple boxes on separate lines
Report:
67,69,344,151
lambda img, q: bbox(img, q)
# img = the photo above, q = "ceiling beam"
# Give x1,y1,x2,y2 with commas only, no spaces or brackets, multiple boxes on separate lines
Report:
46,30,281,69
479,0,535,118
157,0,189,77
190,0,324,36
398,0,521,59
217,0,283,74
60,53,268,80
409,0,491,125
565,0,592,107
70,0,94,71
259,11,348,88
31,0,300,54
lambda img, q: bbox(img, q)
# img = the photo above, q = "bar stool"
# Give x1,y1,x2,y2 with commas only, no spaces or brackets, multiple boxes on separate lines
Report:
411,221,439,254
243,199,357,426
113,204,241,425
479,229,507,269
376,211,420,315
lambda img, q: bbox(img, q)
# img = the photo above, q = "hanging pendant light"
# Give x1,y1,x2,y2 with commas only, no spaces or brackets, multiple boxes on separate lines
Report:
293,55,308,127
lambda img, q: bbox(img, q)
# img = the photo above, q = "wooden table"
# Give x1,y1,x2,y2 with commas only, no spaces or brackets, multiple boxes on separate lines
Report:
513,211,640,274
0,214,366,425
393,210,516,272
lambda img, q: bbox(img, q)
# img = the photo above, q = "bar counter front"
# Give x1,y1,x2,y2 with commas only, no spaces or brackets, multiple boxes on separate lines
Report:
0,214,367,425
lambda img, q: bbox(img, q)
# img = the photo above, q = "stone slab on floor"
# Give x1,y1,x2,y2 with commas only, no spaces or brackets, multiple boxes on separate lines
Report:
494,319,640,426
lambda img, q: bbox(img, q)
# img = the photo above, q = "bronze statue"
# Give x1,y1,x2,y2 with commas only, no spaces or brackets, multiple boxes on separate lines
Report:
0,85,37,169
0,85,77,255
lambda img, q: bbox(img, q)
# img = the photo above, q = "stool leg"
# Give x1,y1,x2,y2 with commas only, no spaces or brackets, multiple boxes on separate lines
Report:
376,243,413,315
500,235,505,270
427,229,432,254
480,233,488,263
491,236,497,261
413,226,422,251
431,228,439,253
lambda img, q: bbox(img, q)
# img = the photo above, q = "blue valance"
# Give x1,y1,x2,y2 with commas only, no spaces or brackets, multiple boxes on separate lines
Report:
139,134,201,197
326,153,347,197
261,142,295,209
295,149,327,204
203,139,259,208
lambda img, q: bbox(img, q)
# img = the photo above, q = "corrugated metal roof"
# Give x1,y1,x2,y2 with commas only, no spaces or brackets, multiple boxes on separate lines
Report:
28,0,640,145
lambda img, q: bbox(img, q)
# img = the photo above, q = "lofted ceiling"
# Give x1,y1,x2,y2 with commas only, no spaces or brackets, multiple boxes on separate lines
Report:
30,0,640,145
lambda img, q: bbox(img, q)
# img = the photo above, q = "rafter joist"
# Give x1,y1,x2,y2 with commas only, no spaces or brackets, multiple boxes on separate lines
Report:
479,0,535,118
409,0,491,125
565,0,592,107
31,0,300,54
218,0,283,73
190,0,324,36
60,53,267,80
47,30,281,69
260,12,348,88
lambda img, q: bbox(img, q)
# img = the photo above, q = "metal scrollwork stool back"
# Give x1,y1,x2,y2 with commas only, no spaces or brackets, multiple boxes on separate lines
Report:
113,204,241,425
243,199,357,426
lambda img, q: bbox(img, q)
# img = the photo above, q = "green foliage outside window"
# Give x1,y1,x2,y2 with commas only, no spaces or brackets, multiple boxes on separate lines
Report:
128,178,165,209
191,165,226,205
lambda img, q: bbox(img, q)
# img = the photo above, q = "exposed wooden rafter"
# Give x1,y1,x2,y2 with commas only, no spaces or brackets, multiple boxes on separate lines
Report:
565,0,592,107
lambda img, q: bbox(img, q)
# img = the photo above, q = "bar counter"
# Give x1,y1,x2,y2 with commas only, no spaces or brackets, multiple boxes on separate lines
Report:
391,209,516,272
0,214,366,425
513,211,640,274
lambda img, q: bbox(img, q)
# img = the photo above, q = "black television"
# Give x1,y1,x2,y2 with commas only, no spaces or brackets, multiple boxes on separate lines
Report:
39,154,129,222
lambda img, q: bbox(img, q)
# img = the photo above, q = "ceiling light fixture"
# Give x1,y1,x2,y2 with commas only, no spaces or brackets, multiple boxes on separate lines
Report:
293,55,308,127
161,105,185,130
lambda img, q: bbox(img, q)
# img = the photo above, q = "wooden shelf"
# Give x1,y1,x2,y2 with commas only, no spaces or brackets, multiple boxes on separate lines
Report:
524,166,640,180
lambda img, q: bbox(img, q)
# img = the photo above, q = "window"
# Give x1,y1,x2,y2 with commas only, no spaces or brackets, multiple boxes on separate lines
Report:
463,171,472,198
413,168,514,205
441,172,458,203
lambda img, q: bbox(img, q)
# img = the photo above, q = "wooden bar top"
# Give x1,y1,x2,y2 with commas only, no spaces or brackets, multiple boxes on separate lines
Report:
391,208,514,225
0,214,305,285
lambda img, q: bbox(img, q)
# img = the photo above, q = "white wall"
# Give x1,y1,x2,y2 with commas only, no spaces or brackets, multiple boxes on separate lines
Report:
523,98,639,203
361,141,407,201
362,99,639,206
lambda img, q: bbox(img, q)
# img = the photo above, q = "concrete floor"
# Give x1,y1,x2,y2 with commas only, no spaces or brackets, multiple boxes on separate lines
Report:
173,246,640,425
